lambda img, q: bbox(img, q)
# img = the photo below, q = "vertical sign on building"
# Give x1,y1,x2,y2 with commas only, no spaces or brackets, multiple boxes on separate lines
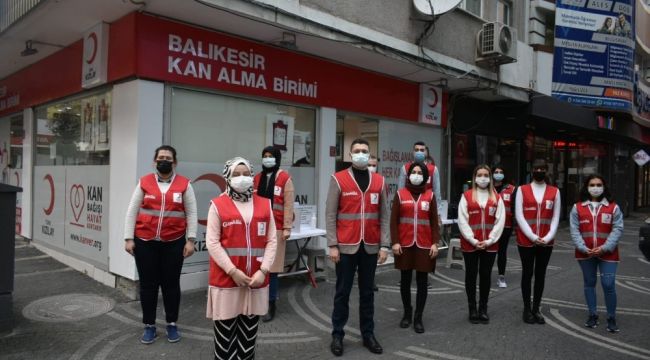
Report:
552,0,635,111
82,23,109,89
419,84,447,126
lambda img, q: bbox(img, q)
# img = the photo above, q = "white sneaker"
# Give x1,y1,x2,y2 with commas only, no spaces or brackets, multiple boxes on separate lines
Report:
497,275,507,288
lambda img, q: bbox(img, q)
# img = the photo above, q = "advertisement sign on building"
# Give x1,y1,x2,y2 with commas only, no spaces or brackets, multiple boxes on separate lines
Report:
419,84,447,126
82,22,109,89
552,0,635,111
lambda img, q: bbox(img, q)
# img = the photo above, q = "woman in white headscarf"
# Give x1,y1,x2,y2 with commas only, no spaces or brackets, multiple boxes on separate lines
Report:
206,157,277,360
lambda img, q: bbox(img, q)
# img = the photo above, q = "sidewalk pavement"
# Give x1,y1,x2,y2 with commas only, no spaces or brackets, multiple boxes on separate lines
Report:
1,214,650,359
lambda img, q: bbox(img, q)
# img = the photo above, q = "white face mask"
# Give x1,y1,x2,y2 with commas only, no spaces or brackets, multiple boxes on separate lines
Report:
368,165,377,173
262,157,276,168
493,173,504,182
588,186,604,198
351,153,369,168
230,175,253,193
475,177,490,189
409,174,424,186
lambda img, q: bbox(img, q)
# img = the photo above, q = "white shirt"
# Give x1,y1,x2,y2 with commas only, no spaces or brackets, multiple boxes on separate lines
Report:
458,188,506,247
514,182,561,244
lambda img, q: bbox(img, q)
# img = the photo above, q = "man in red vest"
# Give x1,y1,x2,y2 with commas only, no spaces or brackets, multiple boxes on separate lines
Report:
398,141,442,221
515,159,561,325
326,138,389,357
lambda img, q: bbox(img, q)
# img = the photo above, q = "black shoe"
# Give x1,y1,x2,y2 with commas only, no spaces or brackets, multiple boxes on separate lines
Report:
606,317,620,333
478,307,489,324
584,314,599,328
532,310,545,324
469,305,479,324
262,301,276,322
362,335,383,354
413,312,424,333
330,336,343,357
400,307,412,328
523,309,536,324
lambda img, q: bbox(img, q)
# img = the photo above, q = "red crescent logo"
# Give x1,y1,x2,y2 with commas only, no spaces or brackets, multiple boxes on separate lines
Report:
43,174,55,215
86,33,98,64
428,87,439,108
194,173,227,226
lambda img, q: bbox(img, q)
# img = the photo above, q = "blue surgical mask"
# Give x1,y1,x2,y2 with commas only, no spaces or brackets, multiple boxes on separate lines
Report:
351,153,369,168
262,157,276,168
493,173,504,182
414,151,426,162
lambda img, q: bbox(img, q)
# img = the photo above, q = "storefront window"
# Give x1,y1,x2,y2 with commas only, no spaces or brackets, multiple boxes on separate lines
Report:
35,91,111,166
335,114,378,171
1,113,23,183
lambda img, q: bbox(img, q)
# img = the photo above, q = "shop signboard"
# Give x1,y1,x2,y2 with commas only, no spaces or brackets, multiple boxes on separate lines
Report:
419,84,448,126
552,0,635,111
634,71,650,122
634,149,650,166
82,23,109,89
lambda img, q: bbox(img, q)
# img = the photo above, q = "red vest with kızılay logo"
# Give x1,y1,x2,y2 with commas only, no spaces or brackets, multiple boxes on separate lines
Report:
461,189,499,252
575,202,619,262
135,173,189,242
208,194,272,289
397,188,434,249
333,169,384,246
404,162,436,191
253,169,291,230
499,184,516,228
516,184,559,247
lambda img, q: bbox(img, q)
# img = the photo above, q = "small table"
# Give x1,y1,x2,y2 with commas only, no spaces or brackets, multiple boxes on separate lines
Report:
437,219,458,250
278,228,326,288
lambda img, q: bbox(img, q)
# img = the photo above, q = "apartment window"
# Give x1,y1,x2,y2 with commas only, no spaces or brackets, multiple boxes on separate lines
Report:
460,0,482,17
497,0,512,25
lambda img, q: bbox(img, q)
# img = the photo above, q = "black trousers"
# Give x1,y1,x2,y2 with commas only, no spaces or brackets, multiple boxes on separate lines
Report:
213,315,260,360
517,245,553,310
134,237,185,325
400,270,428,314
331,246,377,339
496,228,513,276
462,250,497,309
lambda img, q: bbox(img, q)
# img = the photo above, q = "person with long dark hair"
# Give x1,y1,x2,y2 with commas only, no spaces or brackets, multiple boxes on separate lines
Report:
515,159,561,325
124,145,197,344
458,164,505,324
391,162,440,333
493,166,516,288
254,146,294,322
569,174,623,333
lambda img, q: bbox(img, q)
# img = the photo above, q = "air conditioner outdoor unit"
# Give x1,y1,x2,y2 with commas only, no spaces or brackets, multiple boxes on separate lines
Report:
476,22,517,65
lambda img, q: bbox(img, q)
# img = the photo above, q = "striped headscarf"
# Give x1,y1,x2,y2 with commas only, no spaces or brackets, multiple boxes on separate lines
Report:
223,157,254,202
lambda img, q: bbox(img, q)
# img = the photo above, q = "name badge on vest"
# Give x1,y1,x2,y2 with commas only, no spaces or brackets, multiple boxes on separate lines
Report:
421,201,430,211
601,213,612,224
173,192,183,203
545,200,554,210
370,193,379,205
488,206,496,216
258,222,267,236
274,185,282,196
503,194,511,201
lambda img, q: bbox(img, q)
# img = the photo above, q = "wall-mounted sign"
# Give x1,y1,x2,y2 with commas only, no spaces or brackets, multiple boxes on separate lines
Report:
419,84,447,126
634,149,650,166
82,22,109,89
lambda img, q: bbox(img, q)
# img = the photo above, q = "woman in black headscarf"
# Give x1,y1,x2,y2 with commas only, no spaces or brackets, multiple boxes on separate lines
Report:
253,146,295,322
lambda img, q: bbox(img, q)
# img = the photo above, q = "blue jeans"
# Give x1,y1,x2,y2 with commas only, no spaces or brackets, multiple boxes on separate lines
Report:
331,246,377,339
269,273,279,301
578,258,617,318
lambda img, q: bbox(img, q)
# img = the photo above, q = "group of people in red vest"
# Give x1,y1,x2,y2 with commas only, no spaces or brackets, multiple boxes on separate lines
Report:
124,141,623,359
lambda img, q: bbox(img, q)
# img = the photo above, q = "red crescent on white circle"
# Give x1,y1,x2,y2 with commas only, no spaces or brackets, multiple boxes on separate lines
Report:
86,33,98,64
428,87,439,108
194,173,227,226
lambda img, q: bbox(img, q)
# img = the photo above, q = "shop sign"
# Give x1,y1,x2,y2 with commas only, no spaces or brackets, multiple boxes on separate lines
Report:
82,23,109,89
634,149,650,166
419,84,447,126
634,71,650,122
552,0,635,111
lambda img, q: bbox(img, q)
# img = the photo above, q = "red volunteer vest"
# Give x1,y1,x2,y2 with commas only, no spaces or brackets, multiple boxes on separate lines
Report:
254,169,291,230
516,184,558,247
404,162,436,191
575,202,619,262
397,188,434,249
135,173,190,242
333,169,384,246
460,189,499,252
499,184,516,228
208,194,272,289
